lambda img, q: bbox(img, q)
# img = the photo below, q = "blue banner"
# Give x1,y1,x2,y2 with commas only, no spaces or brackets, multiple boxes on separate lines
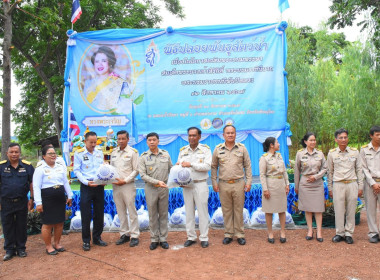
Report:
64,23,288,138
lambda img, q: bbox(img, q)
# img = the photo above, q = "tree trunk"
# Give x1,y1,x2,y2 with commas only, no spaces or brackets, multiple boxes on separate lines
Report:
1,1,12,160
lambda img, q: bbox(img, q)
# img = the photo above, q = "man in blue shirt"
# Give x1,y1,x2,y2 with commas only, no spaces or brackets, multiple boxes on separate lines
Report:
74,131,106,251
0,143,34,261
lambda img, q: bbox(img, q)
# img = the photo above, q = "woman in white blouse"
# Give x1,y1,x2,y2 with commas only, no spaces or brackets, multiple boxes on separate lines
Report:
33,146,73,255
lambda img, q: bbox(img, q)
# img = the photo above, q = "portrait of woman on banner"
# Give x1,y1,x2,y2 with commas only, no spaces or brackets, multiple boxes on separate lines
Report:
81,45,133,114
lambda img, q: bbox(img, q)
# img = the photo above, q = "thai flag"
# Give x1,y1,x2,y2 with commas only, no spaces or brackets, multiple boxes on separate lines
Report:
69,105,80,141
71,0,82,24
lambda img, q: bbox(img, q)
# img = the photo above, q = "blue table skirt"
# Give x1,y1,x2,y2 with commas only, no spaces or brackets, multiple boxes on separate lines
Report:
68,182,329,219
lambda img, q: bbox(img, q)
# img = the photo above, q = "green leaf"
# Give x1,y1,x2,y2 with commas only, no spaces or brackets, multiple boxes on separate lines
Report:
134,95,144,105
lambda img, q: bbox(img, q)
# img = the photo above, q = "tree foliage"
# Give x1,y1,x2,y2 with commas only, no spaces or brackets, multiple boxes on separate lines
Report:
286,23,380,156
328,0,380,59
0,0,184,150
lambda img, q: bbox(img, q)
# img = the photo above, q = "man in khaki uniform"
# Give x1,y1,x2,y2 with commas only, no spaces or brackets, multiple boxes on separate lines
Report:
360,125,380,243
138,132,173,250
327,128,363,244
111,130,139,247
177,127,211,248
211,125,252,245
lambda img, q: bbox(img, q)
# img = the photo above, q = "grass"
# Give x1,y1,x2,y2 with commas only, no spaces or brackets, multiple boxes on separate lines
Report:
70,181,113,191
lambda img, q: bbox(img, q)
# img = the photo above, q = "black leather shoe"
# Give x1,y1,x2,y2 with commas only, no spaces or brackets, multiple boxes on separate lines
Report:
222,237,233,245
316,237,324,242
345,236,354,244
3,252,15,261
306,233,313,241
267,238,275,244
93,239,108,246
116,234,130,245
184,240,196,247
160,242,169,249
54,247,65,252
129,238,139,247
280,237,287,243
82,243,90,251
17,250,27,257
369,234,379,243
201,241,209,248
237,238,246,245
46,249,58,255
332,235,344,243
149,242,159,250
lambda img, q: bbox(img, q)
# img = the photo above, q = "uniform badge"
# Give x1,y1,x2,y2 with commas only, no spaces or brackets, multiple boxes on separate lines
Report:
149,167,153,170
83,155,89,161
19,167,26,173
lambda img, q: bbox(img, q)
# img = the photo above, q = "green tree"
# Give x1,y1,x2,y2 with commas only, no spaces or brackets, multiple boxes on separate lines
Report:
328,0,380,60
1,0,184,149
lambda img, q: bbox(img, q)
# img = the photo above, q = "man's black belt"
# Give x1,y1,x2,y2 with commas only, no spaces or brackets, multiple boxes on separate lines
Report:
3,197,23,202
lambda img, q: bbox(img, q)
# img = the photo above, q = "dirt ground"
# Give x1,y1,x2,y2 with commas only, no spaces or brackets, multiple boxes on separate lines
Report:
1,211,380,280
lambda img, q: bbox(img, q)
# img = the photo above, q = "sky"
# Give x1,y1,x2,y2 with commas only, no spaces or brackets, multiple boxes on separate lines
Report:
0,0,367,136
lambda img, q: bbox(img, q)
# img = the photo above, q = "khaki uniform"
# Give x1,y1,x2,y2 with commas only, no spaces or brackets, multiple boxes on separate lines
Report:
294,148,327,212
259,152,289,213
327,147,363,237
211,142,252,238
360,142,380,238
110,146,139,239
178,144,211,242
138,149,173,242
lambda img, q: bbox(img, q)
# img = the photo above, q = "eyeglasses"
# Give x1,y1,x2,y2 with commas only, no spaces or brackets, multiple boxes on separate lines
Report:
46,153,57,156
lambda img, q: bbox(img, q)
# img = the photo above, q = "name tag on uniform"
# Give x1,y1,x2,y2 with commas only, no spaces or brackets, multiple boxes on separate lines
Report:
83,156,89,161
19,168,26,173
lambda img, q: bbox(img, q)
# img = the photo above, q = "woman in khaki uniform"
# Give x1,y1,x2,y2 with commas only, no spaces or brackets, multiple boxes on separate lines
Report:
259,137,289,244
294,133,327,242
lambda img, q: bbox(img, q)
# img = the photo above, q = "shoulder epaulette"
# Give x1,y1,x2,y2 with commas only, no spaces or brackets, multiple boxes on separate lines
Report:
298,148,304,152
76,147,85,153
0,160,7,164
202,144,210,149
361,144,368,148
36,161,43,167
21,159,31,165
161,149,168,153
141,151,148,156
316,148,321,152
350,147,357,151
131,148,138,153
216,143,223,147
263,153,268,157
329,148,336,152
180,146,187,151
237,143,245,147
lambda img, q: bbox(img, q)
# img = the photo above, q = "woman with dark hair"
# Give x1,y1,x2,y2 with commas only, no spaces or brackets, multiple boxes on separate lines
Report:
294,133,327,242
84,45,131,113
259,137,289,244
33,146,73,255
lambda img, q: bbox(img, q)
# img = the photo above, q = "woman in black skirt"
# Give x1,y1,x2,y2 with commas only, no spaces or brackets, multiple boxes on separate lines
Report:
33,146,73,255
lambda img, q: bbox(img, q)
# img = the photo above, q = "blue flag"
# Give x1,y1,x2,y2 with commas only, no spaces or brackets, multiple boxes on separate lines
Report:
278,0,289,13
